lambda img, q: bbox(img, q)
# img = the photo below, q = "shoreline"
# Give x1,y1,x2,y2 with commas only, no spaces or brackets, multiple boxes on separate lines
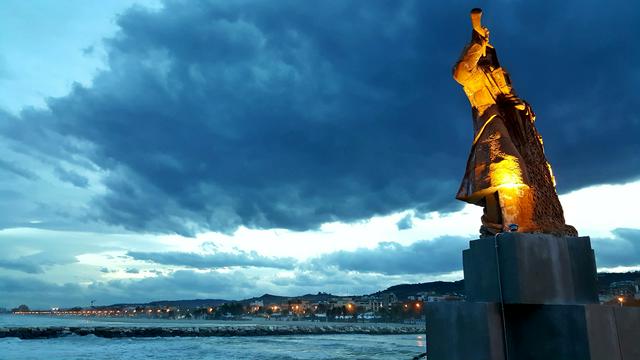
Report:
0,324,423,339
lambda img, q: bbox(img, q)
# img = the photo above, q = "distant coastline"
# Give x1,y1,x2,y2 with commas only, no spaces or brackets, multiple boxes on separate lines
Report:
3,271,637,322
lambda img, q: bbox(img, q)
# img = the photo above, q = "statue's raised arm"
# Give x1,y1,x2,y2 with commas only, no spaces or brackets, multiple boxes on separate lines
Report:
453,8,577,237
453,9,490,85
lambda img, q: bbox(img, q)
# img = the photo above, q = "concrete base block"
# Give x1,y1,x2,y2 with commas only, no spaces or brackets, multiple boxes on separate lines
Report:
463,233,598,304
426,302,640,360
425,302,505,360
586,305,640,360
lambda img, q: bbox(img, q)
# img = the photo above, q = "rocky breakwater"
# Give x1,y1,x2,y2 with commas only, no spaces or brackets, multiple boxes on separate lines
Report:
0,325,422,339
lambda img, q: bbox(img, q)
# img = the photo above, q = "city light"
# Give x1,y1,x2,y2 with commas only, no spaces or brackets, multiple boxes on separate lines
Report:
9,293,449,322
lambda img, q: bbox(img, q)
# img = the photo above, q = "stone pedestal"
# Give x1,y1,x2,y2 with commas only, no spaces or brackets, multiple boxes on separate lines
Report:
427,302,640,360
426,233,640,360
426,302,505,360
463,233,598,304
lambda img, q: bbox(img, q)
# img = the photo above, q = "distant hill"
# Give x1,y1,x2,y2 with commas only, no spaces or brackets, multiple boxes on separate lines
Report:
106,298,228,309
103,293,340,309
372,280,465,300
102,271,639,309
237,293,287,306
147,299,228,308
597,271,640,292
238,292,337,305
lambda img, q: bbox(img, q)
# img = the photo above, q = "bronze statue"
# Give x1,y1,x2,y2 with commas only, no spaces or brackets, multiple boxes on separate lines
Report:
453,8,577,237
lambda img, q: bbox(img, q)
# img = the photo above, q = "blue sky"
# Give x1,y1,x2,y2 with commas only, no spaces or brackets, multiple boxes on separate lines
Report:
0,0,639,309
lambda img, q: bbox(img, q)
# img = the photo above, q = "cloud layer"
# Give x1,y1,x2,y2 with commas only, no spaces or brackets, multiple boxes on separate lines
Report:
128,250,297,270
2,226,640,309
1,1,639,309
1,1,638,235
309,236,467,275
592,228,640,268
0,270,257,309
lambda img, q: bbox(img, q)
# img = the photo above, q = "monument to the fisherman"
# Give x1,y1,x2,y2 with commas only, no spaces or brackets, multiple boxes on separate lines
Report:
453,8,575,238
425,9,640,360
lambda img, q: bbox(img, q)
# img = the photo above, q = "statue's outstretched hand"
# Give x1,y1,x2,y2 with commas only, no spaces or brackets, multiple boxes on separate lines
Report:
470,9,490,46
476,27,490,45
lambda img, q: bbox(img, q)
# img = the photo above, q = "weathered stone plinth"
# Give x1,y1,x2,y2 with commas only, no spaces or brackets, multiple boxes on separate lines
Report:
463,233,598,304
426,302,505,360
427,233,640,360
426,302,640,360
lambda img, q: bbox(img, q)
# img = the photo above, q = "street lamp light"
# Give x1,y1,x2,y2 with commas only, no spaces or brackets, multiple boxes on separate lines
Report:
617,296,624,307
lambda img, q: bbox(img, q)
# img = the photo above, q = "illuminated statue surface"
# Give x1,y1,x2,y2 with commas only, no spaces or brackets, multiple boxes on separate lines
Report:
453,9,577,237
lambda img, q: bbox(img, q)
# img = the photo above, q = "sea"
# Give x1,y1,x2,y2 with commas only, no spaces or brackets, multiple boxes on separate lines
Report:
0,315,426,360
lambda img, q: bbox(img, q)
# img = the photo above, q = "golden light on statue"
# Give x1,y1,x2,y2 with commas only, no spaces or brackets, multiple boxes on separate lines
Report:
424,8,639,358
453,7,576,237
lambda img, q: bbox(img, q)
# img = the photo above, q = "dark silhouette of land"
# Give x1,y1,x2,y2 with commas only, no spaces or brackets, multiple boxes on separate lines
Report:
102,271,637,309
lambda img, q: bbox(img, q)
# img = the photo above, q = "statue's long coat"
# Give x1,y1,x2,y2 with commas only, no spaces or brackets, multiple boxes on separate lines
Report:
453,36,576,235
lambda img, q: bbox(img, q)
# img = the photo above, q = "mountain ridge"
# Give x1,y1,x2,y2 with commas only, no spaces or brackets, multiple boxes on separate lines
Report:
100,271,639,309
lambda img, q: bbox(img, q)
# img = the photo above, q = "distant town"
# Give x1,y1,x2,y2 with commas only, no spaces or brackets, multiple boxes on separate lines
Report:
5,271,639,322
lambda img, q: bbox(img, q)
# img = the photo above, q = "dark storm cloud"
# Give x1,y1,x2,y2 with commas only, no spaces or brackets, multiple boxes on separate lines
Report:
0,159,39,181
95,270,257,300
0,252,77,274
309,236,468,275
0,270,259,309
0,276,86,308
592,228,640,268
128,250,297,270
1,1,638,234
0,258,44,274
